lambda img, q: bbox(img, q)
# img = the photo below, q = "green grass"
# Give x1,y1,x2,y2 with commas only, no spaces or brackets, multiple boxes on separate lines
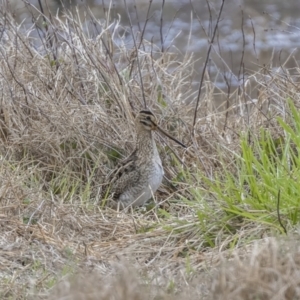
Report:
193,100,300,239
160,99,300,253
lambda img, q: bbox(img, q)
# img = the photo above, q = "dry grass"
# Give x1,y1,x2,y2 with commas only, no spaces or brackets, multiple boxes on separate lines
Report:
44,238,300,300
211,238,300,300
0,2,300,299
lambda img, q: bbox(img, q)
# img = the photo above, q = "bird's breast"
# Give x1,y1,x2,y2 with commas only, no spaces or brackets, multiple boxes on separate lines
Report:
148,157,164,193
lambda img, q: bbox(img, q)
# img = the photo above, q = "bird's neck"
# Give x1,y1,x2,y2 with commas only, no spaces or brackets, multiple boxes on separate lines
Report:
136,130,159,158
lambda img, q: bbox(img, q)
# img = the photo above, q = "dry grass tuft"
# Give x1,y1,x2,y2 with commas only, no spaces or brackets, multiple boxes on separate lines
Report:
211,238,300,300
47,265,193,300
45,239,300,300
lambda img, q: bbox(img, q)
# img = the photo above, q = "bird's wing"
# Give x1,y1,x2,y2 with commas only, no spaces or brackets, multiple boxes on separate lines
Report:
102,150,139,200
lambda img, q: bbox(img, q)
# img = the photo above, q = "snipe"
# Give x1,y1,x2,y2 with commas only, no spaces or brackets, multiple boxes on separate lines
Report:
102,110,186,208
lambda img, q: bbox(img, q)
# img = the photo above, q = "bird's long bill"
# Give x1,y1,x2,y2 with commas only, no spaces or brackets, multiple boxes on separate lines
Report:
156,125,186,148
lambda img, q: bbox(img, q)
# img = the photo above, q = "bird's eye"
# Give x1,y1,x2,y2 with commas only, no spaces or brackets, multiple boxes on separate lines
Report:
146,116,151,120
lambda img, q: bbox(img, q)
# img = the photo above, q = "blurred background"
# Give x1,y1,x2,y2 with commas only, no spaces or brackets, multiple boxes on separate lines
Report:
6,0,300,98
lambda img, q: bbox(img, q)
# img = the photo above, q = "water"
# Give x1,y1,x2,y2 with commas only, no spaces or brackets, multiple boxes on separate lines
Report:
8,0,300,93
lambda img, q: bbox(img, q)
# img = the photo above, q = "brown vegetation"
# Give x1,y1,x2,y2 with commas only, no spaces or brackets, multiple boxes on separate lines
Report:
46,239,300,300
0,2,300,299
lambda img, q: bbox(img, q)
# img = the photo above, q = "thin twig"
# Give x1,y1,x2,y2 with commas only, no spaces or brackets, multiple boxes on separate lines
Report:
277,189,287,235
129,0,153,78
191,0,225,135
123,0,147,108
37,0,57,62
160,0,165,53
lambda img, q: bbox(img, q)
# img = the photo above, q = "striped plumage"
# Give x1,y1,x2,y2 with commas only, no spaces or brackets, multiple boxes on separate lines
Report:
102,110,185,209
